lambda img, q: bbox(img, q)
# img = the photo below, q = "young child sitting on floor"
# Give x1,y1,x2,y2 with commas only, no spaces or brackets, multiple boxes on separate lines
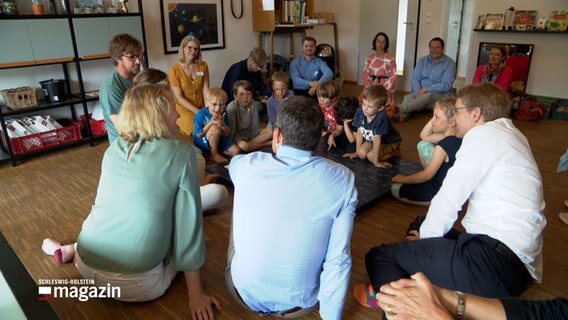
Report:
327,96,359,153
343,84,401,168
226,80,272,152
391,97,462,206
266,71,294,128
316,80,341,150
192,87,240,163
133,68,228,211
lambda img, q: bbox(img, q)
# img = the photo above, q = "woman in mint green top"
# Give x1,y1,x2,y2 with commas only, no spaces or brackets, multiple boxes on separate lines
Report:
41,84,221,320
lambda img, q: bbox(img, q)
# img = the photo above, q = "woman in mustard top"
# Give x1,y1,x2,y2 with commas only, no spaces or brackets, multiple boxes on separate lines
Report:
168,35,210,136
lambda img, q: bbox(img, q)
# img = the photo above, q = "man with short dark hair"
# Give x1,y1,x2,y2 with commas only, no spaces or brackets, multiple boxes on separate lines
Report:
99,33,143,143
395,37,456,121
290,36,334,97
222,47,272,104
226,96,358,320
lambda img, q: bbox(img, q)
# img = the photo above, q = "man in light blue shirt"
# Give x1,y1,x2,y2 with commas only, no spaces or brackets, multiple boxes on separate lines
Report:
290,36,334,97
226,96,358,320
396,37,456,121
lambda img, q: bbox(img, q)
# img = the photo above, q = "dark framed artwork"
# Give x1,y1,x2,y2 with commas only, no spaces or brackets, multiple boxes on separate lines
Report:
160,0,225,54
477,42,534,94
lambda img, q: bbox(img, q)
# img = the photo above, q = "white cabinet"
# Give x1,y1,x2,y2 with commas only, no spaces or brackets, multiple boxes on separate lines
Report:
73,16,144,59
0,19,73,67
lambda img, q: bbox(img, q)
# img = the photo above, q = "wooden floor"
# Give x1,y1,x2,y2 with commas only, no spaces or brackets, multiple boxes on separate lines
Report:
1,85,567,319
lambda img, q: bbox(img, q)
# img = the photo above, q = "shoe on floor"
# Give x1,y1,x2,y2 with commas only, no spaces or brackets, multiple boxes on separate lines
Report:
560,212,568,225
353,283,380,309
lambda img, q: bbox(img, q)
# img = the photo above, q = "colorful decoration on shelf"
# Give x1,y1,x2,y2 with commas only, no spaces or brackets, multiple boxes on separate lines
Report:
484,13,503,30
513,10,538,31
537,16,548,30
547,10,567,32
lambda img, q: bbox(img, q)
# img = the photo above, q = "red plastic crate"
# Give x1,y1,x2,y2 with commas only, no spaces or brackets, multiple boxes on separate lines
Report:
80,114,107,136
6,119,82,155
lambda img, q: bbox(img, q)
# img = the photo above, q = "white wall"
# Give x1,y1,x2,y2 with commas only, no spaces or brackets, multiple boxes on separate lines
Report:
314,0,360,83
416,0,448,59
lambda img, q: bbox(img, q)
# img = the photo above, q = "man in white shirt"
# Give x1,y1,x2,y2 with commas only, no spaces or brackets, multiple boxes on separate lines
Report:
363,83,546,302
226,96,358,320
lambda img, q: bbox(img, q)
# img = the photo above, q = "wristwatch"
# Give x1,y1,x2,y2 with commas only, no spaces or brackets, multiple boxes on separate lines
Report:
455,291,465,320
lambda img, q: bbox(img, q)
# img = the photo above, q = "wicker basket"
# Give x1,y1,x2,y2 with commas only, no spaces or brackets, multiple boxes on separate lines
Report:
1,87,38,110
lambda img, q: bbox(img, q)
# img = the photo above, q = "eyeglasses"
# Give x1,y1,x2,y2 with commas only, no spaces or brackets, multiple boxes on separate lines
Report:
122,54,143,62
208,100,226,107
186,46,199,51
452,106,475,114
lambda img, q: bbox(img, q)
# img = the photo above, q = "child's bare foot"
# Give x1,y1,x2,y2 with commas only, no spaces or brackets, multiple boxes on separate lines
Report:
210,153,227,164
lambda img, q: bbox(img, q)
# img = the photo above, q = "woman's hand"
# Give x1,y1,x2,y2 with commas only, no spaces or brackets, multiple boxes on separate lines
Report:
185,271,222,320
189,293,222,320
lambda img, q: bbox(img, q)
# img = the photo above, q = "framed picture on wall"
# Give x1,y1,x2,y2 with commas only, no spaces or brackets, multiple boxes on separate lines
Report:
477,42,534,94
160,0,225,54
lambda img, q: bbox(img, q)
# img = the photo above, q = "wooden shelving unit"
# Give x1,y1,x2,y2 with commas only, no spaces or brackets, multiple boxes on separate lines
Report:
251,0,338,77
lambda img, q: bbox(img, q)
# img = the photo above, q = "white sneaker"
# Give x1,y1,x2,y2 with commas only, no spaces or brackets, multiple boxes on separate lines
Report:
560,212,568,225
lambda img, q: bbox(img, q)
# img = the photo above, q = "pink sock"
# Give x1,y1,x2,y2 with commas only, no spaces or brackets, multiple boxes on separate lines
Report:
54,244,76,265
42,238,62,256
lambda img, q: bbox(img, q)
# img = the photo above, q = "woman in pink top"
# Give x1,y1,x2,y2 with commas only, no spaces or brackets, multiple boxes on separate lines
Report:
361,32,397,105
472,45,513,93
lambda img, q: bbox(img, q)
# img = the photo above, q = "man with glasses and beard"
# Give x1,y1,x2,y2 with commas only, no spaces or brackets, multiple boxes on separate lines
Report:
100,33,143,143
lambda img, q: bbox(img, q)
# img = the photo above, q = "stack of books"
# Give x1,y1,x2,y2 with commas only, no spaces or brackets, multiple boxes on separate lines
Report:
281,0,307,25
